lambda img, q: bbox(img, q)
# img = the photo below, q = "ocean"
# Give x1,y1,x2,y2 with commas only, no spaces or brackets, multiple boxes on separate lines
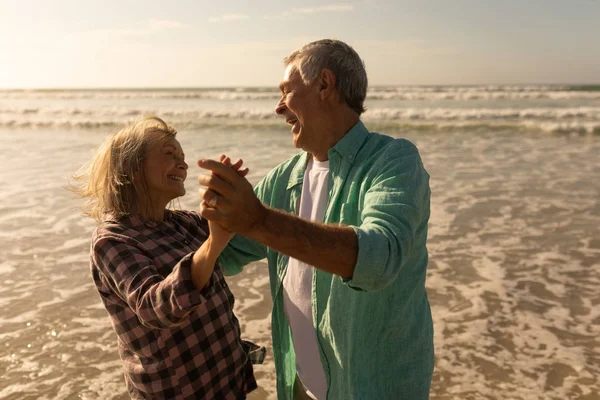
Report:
0,85,599,399
2,85,600,134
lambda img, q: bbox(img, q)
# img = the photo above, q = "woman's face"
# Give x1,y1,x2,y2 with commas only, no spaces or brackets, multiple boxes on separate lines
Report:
142,135,188,206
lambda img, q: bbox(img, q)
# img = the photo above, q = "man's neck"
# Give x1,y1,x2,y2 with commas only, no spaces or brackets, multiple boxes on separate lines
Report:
311,111,360,161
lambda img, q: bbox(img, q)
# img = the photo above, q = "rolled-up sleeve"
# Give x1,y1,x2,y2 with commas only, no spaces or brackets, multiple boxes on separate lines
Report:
93,236,215,330
345,144,430,292
219,234,267,276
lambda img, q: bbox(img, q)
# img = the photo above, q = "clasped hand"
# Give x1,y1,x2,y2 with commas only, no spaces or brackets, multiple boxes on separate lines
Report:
198,155,266,242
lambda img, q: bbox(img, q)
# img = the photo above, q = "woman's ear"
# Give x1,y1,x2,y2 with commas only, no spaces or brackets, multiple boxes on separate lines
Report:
131,169,142,185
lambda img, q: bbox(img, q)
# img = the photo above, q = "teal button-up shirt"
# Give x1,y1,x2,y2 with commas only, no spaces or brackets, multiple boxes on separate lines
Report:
219,121,434,399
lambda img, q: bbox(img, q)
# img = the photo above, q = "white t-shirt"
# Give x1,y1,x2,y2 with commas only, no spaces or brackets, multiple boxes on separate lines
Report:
282,157,330,400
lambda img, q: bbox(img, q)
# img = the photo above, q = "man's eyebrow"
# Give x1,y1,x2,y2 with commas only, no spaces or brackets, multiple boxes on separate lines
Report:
279,81,287,93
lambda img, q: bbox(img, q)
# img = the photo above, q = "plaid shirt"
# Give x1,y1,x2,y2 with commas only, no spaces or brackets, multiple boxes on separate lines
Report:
90,210,265,399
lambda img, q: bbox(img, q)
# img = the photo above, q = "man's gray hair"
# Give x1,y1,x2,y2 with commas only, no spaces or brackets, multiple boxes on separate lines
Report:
283,39,368,115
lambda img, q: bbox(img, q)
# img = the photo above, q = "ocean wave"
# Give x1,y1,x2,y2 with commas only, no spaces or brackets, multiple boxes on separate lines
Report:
365,107,600,120
2,115,598,134
366,90,600,101
2,85,600,101
2,106,599,123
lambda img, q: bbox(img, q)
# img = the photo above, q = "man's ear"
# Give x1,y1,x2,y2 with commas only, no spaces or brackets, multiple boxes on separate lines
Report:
318,69,336,100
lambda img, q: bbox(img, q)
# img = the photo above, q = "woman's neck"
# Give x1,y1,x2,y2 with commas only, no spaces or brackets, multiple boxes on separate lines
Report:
136,198,169,222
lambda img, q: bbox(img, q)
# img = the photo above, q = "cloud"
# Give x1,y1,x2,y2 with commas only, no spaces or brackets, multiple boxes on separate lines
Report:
84,19,186,37
208,14,250,23
265,3,354,20
148,19,186,30
263,12,295,21
354,39,461,57
292,4,354,13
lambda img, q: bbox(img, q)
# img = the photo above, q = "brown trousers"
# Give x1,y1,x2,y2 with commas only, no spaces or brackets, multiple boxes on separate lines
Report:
293,375,317,400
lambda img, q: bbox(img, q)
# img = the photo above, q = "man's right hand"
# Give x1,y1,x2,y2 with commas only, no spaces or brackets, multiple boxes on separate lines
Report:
197,158,268,236
199,155,250,250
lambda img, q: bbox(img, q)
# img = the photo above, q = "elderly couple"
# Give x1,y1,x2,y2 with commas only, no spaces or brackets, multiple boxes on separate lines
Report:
76,39,434,399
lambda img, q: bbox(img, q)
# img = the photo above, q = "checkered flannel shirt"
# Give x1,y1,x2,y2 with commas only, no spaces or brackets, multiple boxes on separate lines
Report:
90,210,265,399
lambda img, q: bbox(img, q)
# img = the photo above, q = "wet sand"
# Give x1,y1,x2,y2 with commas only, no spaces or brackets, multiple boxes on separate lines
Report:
0,127,598,399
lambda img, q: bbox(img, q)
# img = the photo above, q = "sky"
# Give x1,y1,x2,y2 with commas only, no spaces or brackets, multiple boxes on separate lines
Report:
0,0,599,88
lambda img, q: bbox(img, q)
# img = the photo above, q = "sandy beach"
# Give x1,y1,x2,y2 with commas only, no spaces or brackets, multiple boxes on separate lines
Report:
1,86,599,399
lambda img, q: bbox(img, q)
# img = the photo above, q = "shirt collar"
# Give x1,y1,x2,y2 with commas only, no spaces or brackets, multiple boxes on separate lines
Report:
328,120,369,164
286,121,369,190
287,152,309,190
103,209,173,229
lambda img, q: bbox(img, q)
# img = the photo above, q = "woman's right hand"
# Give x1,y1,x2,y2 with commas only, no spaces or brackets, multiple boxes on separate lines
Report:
218,154,249,177
202,155,249,251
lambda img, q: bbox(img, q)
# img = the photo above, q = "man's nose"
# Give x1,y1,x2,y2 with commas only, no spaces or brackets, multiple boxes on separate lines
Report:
275,97,286,115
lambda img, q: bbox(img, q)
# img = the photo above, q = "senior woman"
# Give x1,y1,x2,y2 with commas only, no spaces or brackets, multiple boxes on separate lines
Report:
74,116,263,399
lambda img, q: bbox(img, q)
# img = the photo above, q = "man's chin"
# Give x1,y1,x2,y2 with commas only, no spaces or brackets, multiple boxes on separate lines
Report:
292,131,302,148
292,138,303,150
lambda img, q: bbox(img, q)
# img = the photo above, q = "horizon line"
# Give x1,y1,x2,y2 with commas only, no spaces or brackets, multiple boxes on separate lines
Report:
1,83,599,91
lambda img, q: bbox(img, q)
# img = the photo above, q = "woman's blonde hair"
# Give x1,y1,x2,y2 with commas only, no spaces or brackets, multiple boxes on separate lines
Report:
73,116,177,222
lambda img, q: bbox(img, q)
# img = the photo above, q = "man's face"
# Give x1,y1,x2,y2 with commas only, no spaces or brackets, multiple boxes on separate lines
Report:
275,65,322,153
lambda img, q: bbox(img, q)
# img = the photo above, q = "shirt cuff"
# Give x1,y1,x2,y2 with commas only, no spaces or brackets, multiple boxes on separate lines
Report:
173,252,217,310
243,340,267,365
343,226,387,292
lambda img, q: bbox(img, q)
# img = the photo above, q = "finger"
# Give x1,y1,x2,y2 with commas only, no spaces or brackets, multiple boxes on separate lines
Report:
197,187,208,200
219,154,227,162
199,198,232,220
231,158,243,170
201,188,219,204
199,203,223,221
239,167,249,177
200,200,211,210
222,156,232,167
197,173,235,197
198,159,241,184
202,199,216,209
